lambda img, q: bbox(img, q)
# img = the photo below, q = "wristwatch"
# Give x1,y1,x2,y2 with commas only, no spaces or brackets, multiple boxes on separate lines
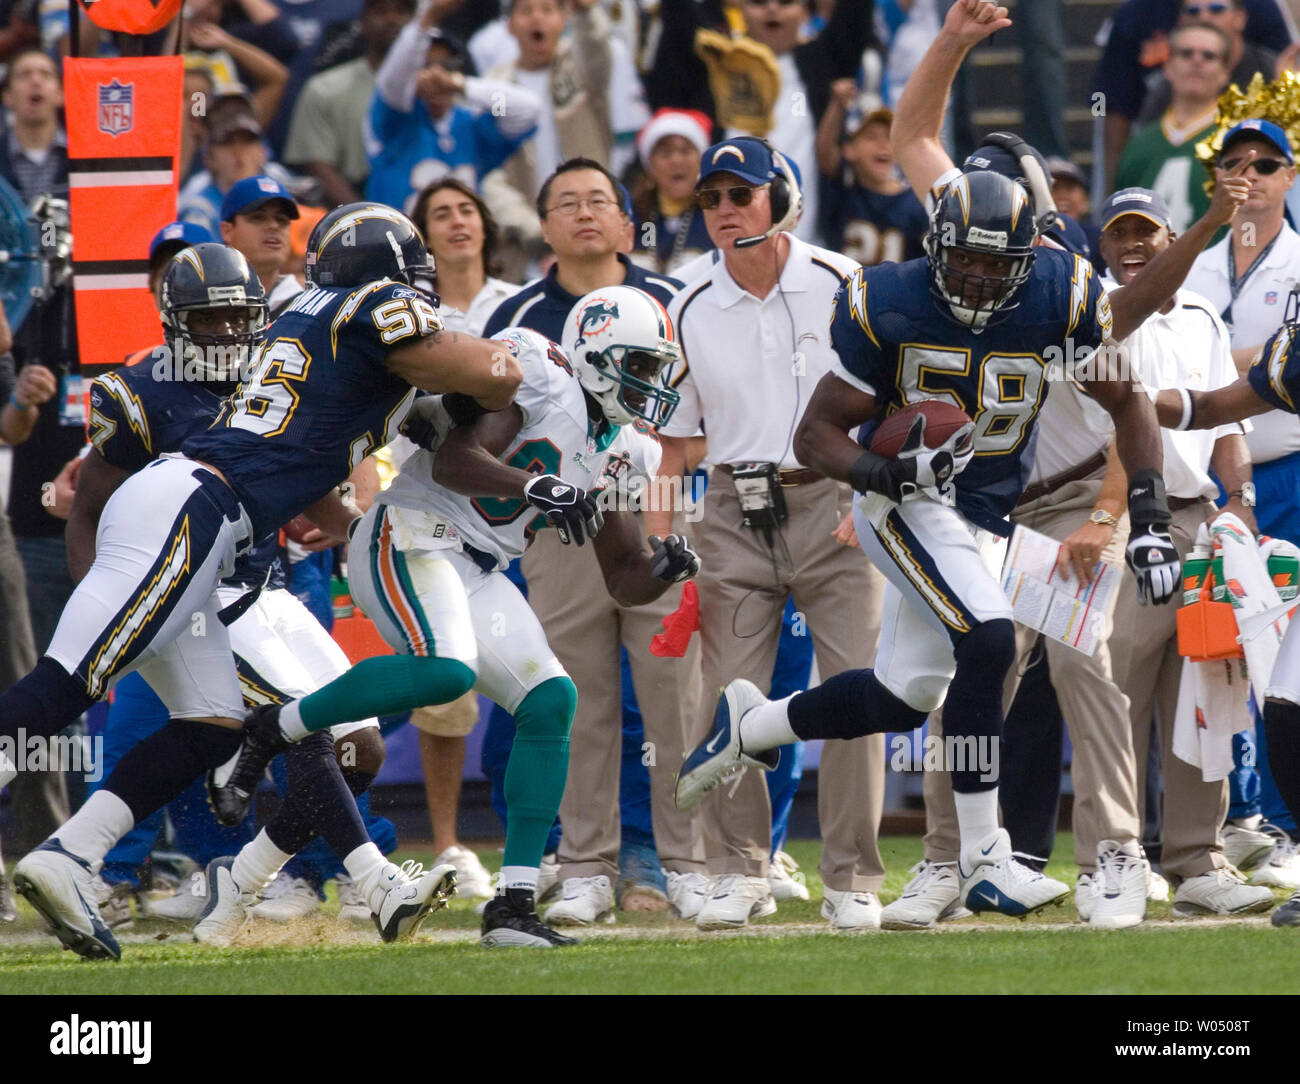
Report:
1089,508,1120,529
1230,483,1257,508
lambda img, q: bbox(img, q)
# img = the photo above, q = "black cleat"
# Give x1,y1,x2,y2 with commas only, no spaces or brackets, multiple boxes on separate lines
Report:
1273,890,1300,927
206,705,290,827
481,888,580,948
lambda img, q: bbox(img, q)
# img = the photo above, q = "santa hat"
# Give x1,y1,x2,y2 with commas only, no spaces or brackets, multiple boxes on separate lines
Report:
636,109,714,171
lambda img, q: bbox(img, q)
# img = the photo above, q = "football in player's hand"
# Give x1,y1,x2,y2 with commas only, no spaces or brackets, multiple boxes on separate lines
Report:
869,400,974,458
283,515,317,543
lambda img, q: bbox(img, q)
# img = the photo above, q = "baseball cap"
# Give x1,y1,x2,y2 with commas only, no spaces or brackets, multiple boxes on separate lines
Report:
1046,156,1087,188
846,106,895,139
696,137,784,189
209,111,263,144
1220,119,1295,163
148,221,214,263
221,175,300,222
1098,187,1173,232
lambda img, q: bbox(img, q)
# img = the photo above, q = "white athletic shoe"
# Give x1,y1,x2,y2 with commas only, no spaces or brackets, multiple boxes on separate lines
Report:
251,873,321,922
91,877,133,929
665,871,712,919
334,875,371,922
695,874,777,930
193,857,256,947
433,845,495,900
1146,861,1171,902
1220,817,1276,872
1172,867,1275,918
366,860,457,942
768,850,810,901
545,875,616,927
1075,872,1097,923
12,840,121,960
1090,841,1147,929
145,870,208,921
674,680,779,811
881,860,972,930
958,829,1069,917
1249,825,1300,889
537,853,562,905
821,888,881,931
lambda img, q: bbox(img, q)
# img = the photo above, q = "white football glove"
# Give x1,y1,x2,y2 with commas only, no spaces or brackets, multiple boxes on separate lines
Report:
399,395,454,453
895,413,976,502
1125,527,1181,605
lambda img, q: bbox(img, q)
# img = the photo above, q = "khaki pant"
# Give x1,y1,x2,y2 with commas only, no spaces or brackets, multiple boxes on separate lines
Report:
922,470,1143,873
523,520,705,882
693,474,887,891
1111,500,1228,881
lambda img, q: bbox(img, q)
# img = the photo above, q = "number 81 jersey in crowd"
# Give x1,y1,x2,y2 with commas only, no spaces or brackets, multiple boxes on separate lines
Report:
183,279,439,539
382,326,662,570
830,247,1112,534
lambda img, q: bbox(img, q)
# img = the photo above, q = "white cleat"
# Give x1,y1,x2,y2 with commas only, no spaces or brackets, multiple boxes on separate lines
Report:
1249,825,1300,889
193,857,256,947
1171,867,1275,918
545,875,616,927
674,680,779,811
1075,872,1097,923
1090,841,1147,929
695,874,777,930
1220,817,1276,873
768,850,810,901
433,845,495,900
1146,861,1171,903
665,871,713,920
251,873,321,922
368,860,456,942
334,875,372,922
145,870,208,921
821,888,882,931
537,853,562,905
13,840,121,960
959,829,1069,917
881,860,972,930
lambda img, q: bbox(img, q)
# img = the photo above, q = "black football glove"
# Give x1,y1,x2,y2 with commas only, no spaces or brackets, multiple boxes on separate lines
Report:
851,415,974,503
1125,469,1180,605
524,474,604,545
648,533,700,582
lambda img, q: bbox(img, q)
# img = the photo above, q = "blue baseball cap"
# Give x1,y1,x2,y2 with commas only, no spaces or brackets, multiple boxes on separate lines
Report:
221,175,300,223
697,137,787,188
148,220,214,262
1220,119,1295,163
1098,187,1173,233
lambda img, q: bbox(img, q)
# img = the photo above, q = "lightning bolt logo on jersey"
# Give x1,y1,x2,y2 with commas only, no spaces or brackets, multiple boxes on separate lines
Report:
830,248,1112,533
183,280,439,538
381,327,661,571
1249,320,1300,413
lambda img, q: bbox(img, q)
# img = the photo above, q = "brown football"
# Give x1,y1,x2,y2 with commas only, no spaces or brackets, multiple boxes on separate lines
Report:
869,400,974,458
282,514,318,543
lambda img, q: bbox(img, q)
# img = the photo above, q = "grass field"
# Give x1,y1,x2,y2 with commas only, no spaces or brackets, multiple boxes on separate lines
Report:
2,835,1296,996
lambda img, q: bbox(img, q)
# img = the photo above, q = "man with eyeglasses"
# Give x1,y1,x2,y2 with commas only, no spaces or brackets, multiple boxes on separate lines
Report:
482,158,705,930
648,136,890,932
1115,23,1234,234
1185,118,1300,889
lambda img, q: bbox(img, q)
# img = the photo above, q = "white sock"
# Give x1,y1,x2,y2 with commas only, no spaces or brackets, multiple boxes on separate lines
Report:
739,694,798,751
500,865,538,892
278,700,309,742
343,842,387,895
54,790,135,868
953,790,1000,853
231,829,293,895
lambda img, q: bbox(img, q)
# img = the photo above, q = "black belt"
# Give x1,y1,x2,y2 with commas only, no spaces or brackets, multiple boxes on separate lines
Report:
463,542,498,575
1016,450,1108,507
715,463,826,487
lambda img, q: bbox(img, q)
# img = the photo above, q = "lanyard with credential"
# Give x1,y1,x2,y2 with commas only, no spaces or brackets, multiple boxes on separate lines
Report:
1222,230,1281,331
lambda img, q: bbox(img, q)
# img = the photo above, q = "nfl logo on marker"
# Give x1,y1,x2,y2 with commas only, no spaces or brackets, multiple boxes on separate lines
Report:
98,80,133,136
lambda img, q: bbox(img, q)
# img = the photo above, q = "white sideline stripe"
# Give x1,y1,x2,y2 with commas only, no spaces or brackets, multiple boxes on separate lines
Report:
69,170,174,187
76,274,150,290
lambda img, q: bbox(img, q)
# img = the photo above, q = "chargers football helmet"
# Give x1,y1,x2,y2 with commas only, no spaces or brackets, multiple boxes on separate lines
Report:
562,285,682,427
925,170,1036,330
305,202,435,290
159,242,268,381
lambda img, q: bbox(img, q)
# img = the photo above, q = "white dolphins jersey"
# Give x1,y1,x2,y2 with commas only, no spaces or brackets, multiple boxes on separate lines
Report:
381,326,662,569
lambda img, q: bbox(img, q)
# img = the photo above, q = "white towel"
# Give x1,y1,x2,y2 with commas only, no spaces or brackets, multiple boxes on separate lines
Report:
1216,515,1291,706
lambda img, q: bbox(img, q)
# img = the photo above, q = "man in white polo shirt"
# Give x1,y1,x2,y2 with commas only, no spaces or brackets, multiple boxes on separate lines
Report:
646,136,888,931
1185,118,1300,880
1102,186,1275,918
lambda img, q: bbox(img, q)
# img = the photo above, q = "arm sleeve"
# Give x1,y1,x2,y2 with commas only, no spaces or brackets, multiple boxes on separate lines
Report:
463,76,541,141
374,18,430,114
88,374,154,473
1064,253,1112,350
828,268,887,398
1248,323,1300,412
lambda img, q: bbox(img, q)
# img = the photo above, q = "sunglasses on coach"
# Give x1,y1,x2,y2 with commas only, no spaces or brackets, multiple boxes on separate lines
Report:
1183,3,1231,16
696,184,767,210
1219,156,1289,175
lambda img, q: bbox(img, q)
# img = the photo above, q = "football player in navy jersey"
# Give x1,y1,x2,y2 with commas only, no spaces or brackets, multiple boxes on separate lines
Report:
675,1,1248,919
1152,310,1300,927
2,208,520,958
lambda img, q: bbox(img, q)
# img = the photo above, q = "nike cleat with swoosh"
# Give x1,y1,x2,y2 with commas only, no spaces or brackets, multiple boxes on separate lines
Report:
958,828,1069,917
674,679,779,811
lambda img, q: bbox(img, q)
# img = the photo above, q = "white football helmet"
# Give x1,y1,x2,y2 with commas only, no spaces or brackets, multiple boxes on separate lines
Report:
562,285,682,427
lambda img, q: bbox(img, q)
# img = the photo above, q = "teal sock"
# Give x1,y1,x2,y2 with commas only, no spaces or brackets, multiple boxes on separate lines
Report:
297,656,476,733
502,677,577,870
